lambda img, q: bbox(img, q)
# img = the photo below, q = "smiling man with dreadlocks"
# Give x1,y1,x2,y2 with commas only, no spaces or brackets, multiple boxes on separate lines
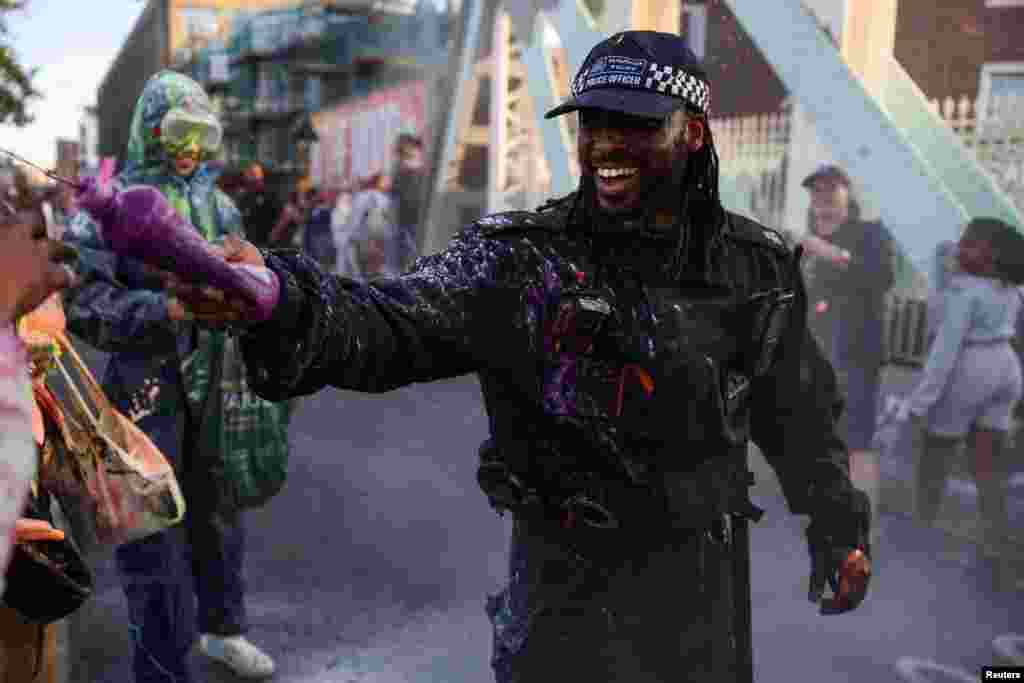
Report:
170,31,873,682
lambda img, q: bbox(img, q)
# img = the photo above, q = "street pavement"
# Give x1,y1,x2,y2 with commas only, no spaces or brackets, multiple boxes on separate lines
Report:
60,344,1023,682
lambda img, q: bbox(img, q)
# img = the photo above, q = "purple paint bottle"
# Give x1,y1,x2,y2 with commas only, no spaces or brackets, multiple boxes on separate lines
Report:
76,174,280,323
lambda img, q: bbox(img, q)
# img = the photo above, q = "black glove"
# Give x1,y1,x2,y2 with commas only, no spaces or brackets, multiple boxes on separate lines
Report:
806,487,872,615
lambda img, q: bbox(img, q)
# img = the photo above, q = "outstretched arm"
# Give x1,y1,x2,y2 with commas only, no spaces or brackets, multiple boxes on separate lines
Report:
231,224,536,401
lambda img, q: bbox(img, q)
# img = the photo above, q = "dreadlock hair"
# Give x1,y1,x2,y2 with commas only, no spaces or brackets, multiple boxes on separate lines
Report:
965,217,1024,286
688,110,721,207
672,107,725,281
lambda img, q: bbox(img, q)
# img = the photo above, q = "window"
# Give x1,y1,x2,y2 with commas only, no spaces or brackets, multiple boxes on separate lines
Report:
978,62,1024,125
369,0,418,15
681,3,708,60
177,8,221,49
209,53,230,85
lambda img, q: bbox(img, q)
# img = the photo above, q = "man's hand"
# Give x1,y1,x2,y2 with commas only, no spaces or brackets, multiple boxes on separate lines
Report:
808,541,872,615
15,518,65,543
800,234,851,268
167,233,265,327
806,487,872,615
0,212,77,324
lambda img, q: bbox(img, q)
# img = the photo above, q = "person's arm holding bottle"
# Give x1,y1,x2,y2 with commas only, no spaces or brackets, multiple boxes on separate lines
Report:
164,218,545,402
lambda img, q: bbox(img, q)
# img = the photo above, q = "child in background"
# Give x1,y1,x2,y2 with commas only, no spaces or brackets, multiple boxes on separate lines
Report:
63,71,276,681
909,217,1024,592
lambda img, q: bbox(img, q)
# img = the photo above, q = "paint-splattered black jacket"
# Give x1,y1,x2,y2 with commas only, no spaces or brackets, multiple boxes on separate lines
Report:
238,193,865,682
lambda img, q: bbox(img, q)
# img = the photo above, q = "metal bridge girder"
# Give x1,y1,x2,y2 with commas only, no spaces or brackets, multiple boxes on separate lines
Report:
519,0,634,198
724,0,1022,273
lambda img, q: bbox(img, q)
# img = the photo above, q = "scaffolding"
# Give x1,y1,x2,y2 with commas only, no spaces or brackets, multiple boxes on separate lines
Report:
179,0,450,174
226,4,326,58
189,2,447,116
319,4,447,70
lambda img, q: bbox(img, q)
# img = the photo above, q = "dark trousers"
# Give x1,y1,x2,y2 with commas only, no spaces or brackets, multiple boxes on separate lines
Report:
397,224,419,271
831,359,881,452
490,521,741,683
116,408,248,683
303,227,337,269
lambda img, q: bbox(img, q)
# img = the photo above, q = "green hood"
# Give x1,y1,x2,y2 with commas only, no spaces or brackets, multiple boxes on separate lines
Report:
124,70,222,178
115,70,238,243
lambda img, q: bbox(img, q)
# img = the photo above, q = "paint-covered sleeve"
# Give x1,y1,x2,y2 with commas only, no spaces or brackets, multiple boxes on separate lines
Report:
238,222,540,401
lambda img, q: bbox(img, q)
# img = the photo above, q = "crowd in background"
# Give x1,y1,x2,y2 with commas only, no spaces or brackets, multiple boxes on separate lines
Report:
216,132,427,282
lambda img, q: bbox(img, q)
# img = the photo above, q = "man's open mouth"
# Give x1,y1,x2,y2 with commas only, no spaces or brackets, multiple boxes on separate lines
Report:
594,167,641,200
596,167,638,180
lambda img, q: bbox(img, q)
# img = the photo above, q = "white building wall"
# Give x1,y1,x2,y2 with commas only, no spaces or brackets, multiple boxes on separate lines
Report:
77,110,101,175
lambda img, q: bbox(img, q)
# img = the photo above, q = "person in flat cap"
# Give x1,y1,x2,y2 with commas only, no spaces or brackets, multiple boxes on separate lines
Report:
168,31,872,682
799,164,896,559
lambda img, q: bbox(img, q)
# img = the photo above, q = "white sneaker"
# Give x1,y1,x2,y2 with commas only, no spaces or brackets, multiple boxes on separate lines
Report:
199,634,276,678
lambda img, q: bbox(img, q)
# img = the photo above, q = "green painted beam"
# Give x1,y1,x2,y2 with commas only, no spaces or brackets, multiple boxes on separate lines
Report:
882,56,1021,230
724,0,970,274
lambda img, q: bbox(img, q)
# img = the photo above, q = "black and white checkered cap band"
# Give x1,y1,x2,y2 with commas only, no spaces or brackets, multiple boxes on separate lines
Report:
645,63,711,113
572,60,712,115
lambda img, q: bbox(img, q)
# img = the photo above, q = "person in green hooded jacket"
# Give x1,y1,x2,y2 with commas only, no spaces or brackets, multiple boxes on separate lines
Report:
62,71,276,682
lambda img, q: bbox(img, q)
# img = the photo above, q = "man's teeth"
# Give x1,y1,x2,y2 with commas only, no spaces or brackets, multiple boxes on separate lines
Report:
597,168,637,179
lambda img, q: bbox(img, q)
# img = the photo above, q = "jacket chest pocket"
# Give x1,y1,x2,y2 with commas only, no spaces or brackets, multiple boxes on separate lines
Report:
539,285,751,443
636,289,751,444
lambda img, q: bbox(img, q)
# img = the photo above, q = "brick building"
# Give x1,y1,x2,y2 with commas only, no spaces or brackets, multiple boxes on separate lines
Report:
684,0,1024,118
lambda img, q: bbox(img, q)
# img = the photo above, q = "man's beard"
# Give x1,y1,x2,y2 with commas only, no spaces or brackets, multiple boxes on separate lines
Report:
585,156,692,236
